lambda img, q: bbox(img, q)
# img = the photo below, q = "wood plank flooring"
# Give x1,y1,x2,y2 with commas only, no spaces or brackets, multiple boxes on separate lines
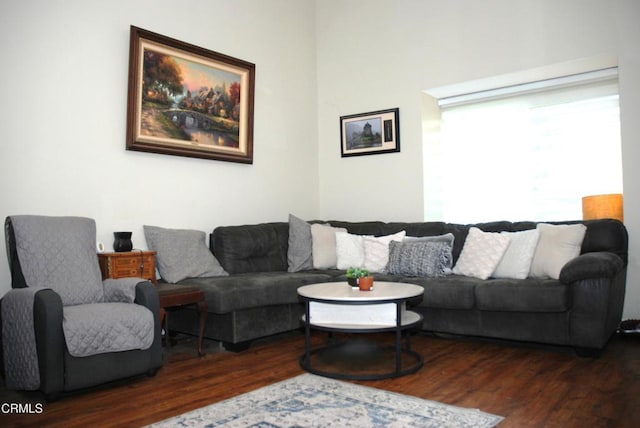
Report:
1,331,639,427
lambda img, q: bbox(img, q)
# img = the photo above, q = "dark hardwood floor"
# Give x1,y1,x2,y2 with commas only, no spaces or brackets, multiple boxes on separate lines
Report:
1,330,639,427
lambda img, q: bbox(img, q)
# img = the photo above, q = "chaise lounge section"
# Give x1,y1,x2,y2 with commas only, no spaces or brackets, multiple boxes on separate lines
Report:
159,218,627,356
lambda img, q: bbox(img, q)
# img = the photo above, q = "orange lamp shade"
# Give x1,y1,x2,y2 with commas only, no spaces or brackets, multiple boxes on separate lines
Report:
582,193,624,222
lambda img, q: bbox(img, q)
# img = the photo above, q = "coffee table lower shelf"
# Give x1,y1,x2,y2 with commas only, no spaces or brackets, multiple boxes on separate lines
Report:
299,310,424,381
299,335,423,381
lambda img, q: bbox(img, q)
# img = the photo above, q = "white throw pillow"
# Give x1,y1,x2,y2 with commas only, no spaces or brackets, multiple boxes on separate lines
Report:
529,223,587,279
452,227,511,280
335,232,369,270
362,231,406,273
492,229,540,279
311,224,347,269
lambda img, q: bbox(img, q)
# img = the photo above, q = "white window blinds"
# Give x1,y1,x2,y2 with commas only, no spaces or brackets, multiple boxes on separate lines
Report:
431,68,622,223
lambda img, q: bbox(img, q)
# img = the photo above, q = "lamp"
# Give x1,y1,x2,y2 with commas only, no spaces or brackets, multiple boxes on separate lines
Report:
582,193,624,222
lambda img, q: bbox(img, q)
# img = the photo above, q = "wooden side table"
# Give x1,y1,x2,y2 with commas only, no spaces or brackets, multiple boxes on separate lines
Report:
157,284,207,357
98,251,157,284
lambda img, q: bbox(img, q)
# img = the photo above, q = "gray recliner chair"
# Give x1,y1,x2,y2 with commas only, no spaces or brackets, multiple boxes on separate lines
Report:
1,215,164,400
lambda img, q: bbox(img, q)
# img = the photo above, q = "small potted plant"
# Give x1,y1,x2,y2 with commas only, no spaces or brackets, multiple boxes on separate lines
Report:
358,273,374,291
346,267,372,290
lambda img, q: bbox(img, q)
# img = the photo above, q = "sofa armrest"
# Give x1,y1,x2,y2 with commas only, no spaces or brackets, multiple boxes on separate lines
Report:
559,252,624,284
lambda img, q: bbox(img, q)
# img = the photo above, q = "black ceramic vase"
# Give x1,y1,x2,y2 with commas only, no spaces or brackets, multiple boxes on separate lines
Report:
113,231,133,252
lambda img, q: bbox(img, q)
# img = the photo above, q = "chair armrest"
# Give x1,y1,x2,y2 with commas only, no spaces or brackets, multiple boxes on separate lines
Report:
134,280,164,368
1,288,64,395
104,278,160,332
559,251,625,284
103,278,147,303
33,289,65,397
135,280,160,311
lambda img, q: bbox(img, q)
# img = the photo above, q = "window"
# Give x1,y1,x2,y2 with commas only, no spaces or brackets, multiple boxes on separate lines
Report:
424,67,622,223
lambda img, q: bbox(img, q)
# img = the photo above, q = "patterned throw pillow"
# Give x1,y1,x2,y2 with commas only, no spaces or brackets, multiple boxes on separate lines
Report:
387,240,451,277
362,231,406,273
452,227,511,280
404,233,455,273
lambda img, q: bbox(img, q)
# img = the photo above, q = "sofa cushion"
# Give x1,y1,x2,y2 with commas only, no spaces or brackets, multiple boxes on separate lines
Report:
327,221,388,236
529,223,586,279
212,223,290,274
386,222,448,238
177,272,333,313
475,278,570,312
63,302,154,357
582,219,628,265
144,225,228,283
408,275,478,310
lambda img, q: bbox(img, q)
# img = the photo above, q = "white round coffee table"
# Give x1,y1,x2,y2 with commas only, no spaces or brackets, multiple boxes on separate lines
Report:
298,281,424,380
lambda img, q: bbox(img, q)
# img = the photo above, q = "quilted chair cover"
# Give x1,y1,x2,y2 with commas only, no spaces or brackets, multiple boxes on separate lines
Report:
1,215,164,399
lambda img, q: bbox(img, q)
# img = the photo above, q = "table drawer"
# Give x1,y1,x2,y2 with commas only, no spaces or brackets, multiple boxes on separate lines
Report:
98,251,157,284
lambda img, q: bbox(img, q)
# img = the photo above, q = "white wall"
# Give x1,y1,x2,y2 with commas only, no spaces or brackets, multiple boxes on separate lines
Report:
2,0,639,319
315,0,640,318
0,0,319,296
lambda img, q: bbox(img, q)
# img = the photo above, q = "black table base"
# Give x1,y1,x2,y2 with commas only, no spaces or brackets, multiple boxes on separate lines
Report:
300,334,423,380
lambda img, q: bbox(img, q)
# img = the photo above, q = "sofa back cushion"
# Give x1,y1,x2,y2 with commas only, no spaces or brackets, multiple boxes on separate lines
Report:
211,223,289,274
580,218,628,265
326,219,627,267
440,219,627,267
210,218,627,275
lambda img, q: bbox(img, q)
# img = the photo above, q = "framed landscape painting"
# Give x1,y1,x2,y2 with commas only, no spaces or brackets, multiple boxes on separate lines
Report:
126,26,255,163
340,108,400,157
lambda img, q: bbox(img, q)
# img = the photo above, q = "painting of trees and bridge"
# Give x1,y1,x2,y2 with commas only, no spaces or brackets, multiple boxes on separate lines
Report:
127,26,255,163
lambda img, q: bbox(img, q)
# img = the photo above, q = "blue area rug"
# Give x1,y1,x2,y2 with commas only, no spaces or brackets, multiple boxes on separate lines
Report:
148,374,503,427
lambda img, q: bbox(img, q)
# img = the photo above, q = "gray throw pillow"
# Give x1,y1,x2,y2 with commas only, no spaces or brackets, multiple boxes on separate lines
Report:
387,240,452,277
405,233,455,272
287,214,313,272
144,225,228,283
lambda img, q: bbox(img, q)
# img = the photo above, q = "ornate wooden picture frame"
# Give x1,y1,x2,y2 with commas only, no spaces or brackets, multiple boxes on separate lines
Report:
126,26,255,163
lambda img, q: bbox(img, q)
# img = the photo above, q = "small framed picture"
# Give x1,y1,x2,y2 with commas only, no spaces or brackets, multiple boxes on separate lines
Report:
340,108,400,157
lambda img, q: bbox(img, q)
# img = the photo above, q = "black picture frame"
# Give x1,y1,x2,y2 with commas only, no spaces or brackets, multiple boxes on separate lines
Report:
340,108,400,157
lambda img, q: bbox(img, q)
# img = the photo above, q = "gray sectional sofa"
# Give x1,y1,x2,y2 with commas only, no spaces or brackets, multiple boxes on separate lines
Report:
164,218,628,356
